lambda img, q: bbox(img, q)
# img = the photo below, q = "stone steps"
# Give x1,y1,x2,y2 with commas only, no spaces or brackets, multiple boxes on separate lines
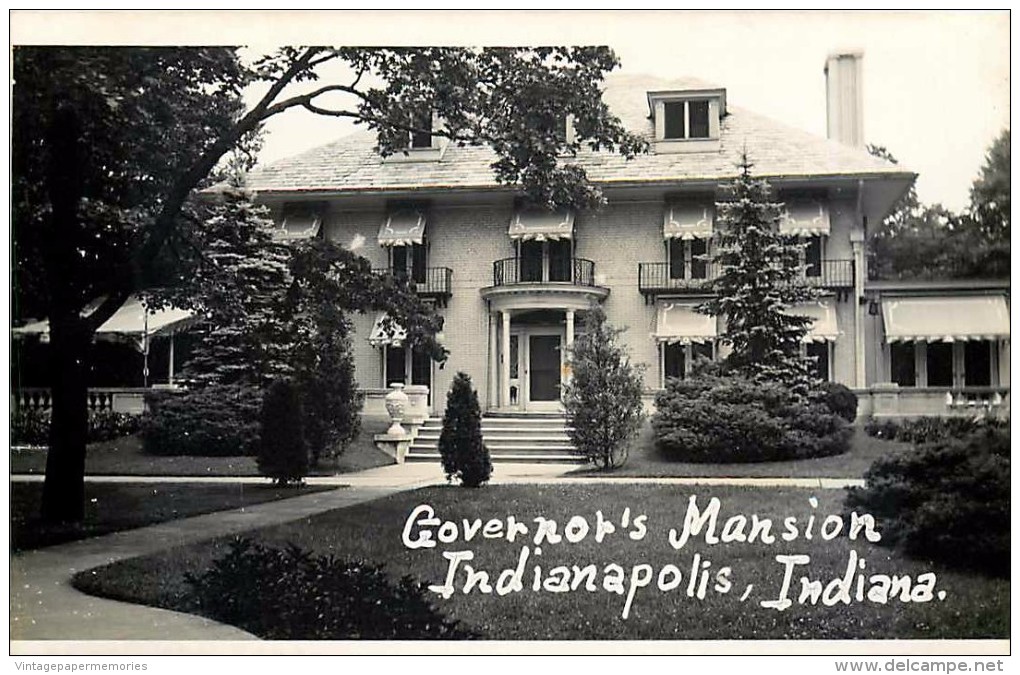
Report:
406,414,584,463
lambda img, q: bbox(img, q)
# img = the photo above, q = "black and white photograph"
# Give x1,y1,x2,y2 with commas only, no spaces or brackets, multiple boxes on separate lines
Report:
7,9,1011,665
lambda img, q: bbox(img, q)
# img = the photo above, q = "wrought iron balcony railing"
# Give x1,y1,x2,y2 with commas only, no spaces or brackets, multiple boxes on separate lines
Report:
492,257,597,287
638,259,855,298
373,266,453,302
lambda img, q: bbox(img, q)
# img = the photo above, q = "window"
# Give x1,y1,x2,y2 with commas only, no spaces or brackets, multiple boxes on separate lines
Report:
384,345,433,389
409,110,433,149
385,345,407,386
664,102,686,140
517,239,574,283
804,236,823,278
390,243,427,284
890,342,916,386
964,341,992,387
663,100,710,140
806,342,831,381
926,342,953,387
688,100,710,138
667,238,710,280
662,341,715,384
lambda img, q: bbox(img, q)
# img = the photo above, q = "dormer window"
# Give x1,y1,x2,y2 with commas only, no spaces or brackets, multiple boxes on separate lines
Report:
648,88,725,153
383,111,444,163
410,112,433,149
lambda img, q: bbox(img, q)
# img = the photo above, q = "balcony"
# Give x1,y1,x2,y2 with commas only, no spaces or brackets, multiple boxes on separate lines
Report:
638,259,855,301
373,267,453,305
492,257,597,287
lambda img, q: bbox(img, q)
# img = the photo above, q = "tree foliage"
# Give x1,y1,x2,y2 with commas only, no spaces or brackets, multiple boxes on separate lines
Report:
438,373,492,488
866,138,1009,280
13,45,638,521
699,155,820,397
562,305,645,470
257,379,308,485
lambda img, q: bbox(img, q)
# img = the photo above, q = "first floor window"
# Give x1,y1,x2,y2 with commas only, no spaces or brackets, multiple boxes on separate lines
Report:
662,341,715,384
890,342,916,386
385,345,407,386
964,341,993,387
926,342,954,388
805,342,831,381
384,345,434,390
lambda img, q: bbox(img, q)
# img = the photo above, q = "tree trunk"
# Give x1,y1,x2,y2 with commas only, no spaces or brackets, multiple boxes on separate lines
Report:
40,318,91,523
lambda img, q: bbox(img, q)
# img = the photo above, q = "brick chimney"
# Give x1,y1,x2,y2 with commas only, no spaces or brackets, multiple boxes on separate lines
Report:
824,52,864,148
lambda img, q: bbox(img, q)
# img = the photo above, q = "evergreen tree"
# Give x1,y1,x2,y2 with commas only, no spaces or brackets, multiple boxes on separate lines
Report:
438,373,492,488
181,166,293,387
257,378,308,485
562,305,645,470
699,154,820,397
969,129,1010,245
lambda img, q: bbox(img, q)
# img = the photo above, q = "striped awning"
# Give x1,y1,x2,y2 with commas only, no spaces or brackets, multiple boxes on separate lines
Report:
786,301,840,343
881,296,1010,343
508,209,574,241
653,303,717,344
368,313,407,347
663,204,713,240
11,295,194,341
779,199,831,237
275,213,322,240
378,209,426,247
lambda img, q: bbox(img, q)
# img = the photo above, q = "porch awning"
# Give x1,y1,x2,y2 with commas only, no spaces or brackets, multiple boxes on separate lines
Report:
881,296,1010,343
378,209,427,247
275,213,322,240
653,303,717,344
368,313,407,347
663,204,713,240
508,209,574,241
779,199,831,237
11,295,195,342
785,301,840,343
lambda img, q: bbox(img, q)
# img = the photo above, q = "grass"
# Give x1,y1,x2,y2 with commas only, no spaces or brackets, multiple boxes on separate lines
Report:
11,481,336,551
73,484,1008,640
571,425,913,479
10,417,394,477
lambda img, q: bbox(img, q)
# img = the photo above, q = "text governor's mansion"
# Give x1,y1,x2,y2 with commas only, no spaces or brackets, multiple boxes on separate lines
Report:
246,53,1010,419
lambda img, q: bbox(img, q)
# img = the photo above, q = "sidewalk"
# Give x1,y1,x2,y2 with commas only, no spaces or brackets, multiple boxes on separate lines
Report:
10,462,864,644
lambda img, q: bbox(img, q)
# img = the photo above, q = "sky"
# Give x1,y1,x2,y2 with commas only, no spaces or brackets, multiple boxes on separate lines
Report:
12,10,1011,211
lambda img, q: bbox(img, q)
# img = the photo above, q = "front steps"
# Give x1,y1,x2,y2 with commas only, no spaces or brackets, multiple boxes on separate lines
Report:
406,413,584,463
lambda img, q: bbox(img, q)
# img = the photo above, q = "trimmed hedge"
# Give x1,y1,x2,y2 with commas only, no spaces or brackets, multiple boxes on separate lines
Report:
652,374,852,463
11,407,142,446
141,385,262,457
185,537,477,640
863,416,1008,444
845,426,1010,577
821,382,858,422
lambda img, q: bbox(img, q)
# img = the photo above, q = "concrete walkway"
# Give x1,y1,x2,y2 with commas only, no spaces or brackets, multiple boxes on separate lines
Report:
10,462,864,645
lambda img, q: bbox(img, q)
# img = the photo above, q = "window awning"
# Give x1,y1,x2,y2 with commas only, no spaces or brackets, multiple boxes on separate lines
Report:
275,213,322,240
779,199,831,237
508,209,574,241
368,313,408,347
785,301,840,343
653,303,717,344
378,210,427,247
663,204,713,240
881,296,1010,343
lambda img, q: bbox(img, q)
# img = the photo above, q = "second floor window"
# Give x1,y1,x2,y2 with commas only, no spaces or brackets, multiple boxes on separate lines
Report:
519,239,572,283
668,238,709,280
391,242,427,284
804,235,823,278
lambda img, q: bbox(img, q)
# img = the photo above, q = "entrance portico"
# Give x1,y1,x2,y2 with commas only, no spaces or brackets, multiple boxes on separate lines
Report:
481,285,609,413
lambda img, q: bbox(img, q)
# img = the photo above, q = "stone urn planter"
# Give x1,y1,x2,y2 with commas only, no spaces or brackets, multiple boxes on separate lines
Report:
384,382,410,436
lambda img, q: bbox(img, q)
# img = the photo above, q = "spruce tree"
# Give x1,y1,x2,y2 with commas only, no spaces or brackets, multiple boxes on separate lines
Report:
562,304,645,470
699,154,820,398
438,373,492,488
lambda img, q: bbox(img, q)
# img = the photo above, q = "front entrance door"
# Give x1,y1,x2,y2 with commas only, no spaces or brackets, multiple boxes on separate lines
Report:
528,335,562,403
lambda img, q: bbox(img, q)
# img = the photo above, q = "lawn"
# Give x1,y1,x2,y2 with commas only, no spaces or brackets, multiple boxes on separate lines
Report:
73,483,1008,640
10,417,394,477
11,481,336,551
571,425,913,479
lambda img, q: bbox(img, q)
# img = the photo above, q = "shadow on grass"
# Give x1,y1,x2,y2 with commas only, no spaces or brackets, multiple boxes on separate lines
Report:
11,481,337,552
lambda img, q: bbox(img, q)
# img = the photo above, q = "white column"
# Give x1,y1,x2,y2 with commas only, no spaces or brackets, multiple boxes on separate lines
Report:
851,238,866,388
501,310,511,408
487,313,497,409
167,332,175,386
565,310,575,348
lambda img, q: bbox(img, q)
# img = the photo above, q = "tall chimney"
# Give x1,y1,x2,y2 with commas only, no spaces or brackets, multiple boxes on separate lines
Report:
824,52,864,148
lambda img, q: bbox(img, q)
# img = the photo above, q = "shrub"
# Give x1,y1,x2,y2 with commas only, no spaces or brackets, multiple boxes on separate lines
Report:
142,384,261,456
845,427,1010,577
652,374,852,463
12,407,143,446
863,416,1008,444
438,372,492,488
820,382,858,422
257,379,308,485
562,305,645,470
185,537,477,639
